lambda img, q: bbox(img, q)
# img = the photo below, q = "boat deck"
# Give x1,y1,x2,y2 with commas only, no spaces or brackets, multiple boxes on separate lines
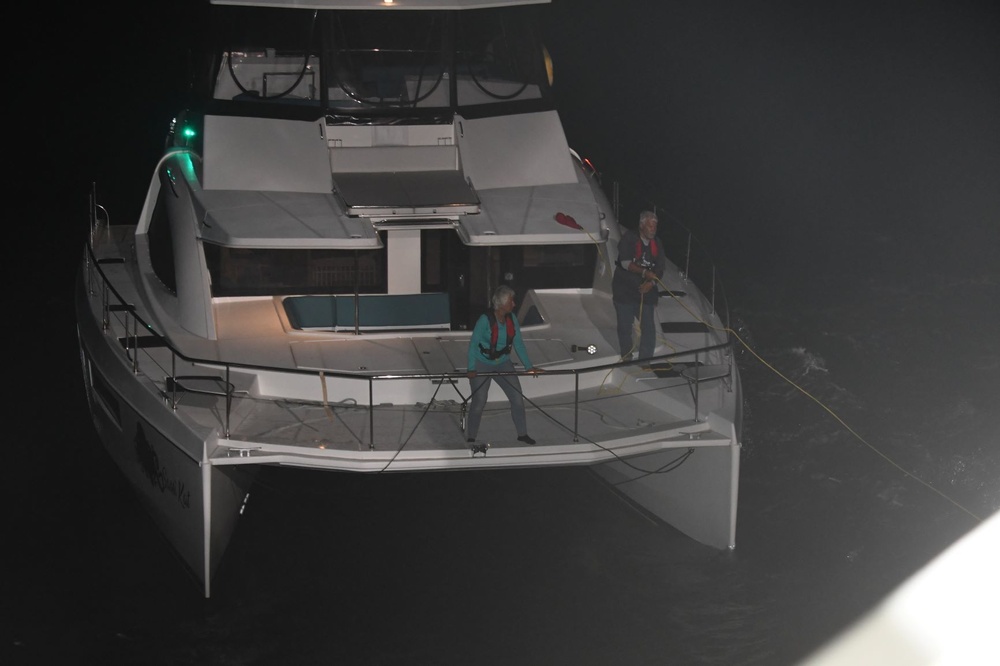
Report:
81,224,739,476
207,371,731,470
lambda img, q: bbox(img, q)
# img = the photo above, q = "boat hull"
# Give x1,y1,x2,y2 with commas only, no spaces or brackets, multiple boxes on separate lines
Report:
75,270,253,597
592,425,740,550
71,0,745,595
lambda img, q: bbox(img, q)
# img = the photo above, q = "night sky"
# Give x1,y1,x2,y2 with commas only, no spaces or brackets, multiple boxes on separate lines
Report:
543,0,998,282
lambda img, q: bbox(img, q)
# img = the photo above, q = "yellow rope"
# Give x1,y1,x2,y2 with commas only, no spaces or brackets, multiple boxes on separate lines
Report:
598,295,643,395
319,371,337,424
583,228,613,277
648,274,983,523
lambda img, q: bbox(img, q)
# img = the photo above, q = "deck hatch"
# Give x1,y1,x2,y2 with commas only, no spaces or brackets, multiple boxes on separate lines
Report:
332,171,480,218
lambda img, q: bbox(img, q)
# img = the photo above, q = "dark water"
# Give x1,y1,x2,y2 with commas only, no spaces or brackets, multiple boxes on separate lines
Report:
9,1,999,664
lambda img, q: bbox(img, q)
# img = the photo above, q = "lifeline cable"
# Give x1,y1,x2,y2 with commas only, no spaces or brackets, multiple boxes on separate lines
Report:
377,378,447,473
505,377,701,479
377,368,499,472
319,371,365,447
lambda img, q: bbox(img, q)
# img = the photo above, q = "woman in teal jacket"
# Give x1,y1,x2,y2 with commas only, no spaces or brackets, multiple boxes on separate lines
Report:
466,285,543,445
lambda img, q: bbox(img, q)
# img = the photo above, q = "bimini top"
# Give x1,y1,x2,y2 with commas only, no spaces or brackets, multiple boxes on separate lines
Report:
210,0,549,9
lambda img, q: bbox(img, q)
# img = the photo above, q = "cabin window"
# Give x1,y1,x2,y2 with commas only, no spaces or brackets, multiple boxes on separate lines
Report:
147,185,177,295
454,7,547,107
500,243,597,295
211,5,322,106
463,243,597,327
323,10,446,110
521,244,593,269
204,245,387,297
201,5,550,114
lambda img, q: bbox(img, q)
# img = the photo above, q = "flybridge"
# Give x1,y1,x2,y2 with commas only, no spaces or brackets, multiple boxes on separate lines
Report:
326,122,481,217
199,1,554,115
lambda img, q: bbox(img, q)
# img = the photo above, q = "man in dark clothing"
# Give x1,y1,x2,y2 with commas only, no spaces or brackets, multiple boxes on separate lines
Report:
611,210,666,361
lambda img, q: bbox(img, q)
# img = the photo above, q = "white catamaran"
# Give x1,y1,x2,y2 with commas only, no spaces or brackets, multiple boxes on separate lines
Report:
75,0,743,597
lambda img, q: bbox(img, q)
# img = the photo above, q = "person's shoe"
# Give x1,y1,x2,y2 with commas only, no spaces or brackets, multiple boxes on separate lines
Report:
517,434,536,445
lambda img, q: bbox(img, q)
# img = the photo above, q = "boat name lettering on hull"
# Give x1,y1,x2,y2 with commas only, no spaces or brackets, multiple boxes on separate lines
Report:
134,423,191,509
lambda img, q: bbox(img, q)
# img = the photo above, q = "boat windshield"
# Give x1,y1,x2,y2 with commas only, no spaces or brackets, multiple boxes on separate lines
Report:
207,5,550,113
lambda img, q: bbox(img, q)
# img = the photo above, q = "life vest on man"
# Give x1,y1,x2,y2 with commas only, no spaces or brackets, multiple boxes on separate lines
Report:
617,237,660,272
635,238,659,262
479,311,516,360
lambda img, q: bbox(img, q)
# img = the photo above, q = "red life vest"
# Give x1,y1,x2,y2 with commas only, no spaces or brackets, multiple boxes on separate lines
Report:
635,238,659,262
480,311,516,360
